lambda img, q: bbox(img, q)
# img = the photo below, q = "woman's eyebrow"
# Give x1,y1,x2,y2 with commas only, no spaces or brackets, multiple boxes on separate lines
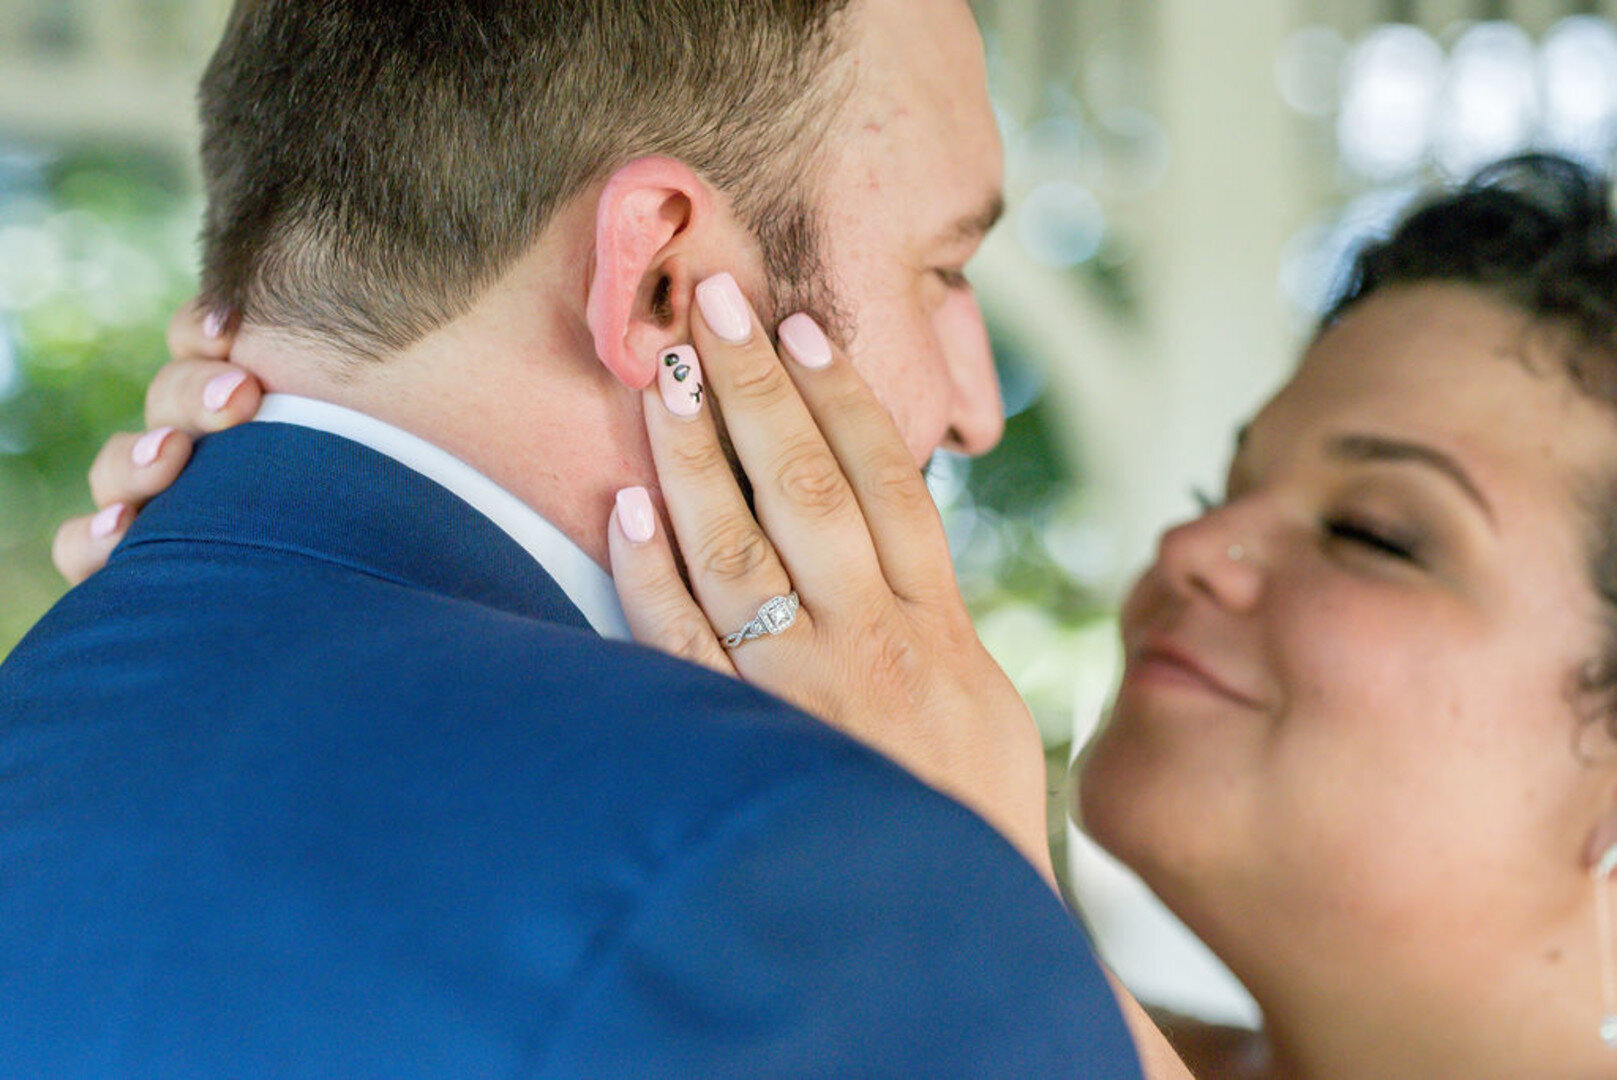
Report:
1326,433,1496,524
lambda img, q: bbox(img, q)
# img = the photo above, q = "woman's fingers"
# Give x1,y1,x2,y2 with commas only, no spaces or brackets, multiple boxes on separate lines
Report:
56,300,257,588
607,487,737,678
618,278,1053,875
166,298,232,366
87,427,194,510
58,427,196,585
144,358,261,434
769,313,956,606
639,345,803,645
52,506,129,586
153,300,259,432
687,275,883,606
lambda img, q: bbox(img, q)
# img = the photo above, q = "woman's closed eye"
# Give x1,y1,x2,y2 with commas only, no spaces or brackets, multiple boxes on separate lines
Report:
1325,516,1420,562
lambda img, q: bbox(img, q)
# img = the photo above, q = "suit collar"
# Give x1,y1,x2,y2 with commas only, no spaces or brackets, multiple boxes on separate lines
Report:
118,422,595,633
252,395,630,640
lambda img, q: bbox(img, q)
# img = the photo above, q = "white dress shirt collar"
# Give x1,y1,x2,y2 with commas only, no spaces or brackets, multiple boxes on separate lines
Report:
253,393,631,641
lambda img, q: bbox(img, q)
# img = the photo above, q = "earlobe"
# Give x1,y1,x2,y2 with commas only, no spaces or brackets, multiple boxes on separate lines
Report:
585,156,711,390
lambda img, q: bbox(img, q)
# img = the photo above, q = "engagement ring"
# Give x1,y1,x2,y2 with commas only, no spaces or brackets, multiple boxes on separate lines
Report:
723,592,801,649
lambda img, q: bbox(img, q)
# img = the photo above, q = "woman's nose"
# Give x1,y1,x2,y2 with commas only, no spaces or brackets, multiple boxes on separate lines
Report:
1151,507,1266,613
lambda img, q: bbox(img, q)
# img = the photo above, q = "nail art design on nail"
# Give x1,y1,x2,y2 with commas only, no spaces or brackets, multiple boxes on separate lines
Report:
658,345,704,417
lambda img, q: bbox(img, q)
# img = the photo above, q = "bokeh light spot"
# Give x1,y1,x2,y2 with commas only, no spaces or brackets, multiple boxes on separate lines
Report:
1017,181,1106,269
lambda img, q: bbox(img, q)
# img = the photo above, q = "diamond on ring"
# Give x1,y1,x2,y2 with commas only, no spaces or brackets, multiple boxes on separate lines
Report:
723,592,800,649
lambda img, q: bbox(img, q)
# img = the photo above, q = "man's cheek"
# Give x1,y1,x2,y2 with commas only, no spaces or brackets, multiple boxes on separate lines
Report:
859,345,939,461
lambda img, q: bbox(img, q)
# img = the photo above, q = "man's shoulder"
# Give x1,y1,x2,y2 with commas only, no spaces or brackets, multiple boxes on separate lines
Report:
3,540,862,797
0,435,1141,1077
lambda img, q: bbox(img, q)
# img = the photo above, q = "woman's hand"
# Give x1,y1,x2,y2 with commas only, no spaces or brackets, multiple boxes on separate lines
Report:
52,301,261,583
608,274,1052,880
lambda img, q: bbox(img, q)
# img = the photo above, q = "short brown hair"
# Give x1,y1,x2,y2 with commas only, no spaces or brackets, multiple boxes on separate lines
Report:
198,1,856,362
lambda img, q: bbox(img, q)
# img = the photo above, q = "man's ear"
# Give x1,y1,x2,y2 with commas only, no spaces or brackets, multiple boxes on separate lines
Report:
586,157,713,390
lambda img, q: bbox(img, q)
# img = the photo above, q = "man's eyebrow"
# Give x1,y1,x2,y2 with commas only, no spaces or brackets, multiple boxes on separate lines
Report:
942,192,1006,245
1326,433,1495,524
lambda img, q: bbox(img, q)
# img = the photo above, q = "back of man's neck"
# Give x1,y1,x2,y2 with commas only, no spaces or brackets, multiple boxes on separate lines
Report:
228,313,644,571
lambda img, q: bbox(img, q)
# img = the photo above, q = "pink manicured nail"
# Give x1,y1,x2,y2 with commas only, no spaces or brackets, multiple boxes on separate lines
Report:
695,273,752,344
202,310,226,340
616,487,656,544
657,345,705,418
131,427,174,468
204,370,248,412
778,313,833,369
90,503,126,540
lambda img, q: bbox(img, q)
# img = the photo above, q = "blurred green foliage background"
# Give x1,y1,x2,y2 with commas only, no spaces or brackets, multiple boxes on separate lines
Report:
0,144,199,651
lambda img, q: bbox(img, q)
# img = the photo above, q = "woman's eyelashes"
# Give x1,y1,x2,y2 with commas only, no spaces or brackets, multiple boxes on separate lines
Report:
1192,477,1424,565
1324,514,1421,563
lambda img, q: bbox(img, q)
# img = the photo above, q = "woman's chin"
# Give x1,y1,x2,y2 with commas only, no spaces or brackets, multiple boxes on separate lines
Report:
1075,717,1246,908
1074,733,1180,882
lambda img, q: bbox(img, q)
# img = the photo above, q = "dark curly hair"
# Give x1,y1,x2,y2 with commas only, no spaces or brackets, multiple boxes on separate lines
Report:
1325,153,1617,738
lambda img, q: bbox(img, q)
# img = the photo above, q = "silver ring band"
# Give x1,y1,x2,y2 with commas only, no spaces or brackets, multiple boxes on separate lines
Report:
723,592,801,649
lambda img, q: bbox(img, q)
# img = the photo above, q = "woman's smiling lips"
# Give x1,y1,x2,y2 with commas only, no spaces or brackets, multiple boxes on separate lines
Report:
1122,636,1268,710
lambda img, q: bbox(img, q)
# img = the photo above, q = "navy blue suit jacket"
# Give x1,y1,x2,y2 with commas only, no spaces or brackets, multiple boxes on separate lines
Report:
0,423,1141,1078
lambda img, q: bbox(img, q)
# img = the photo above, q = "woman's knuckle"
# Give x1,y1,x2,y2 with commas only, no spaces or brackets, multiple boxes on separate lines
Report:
664,611,722,662
726,355,791,403
663,435,728,477
87,445,124,505
627,580,719,663
845,607,915,675
50,524,81,581
860,452,930,514
695,522,772,582
865,632,929,709
774,443,849,518
164,310,187,353
143,364,185,425
143,377,166,422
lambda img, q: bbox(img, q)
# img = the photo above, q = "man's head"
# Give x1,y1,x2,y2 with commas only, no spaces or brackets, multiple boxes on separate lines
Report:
199,0,855,363
199,0,1005,552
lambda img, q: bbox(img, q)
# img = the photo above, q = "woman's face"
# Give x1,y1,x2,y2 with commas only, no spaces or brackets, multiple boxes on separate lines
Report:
1079,282,1617,1024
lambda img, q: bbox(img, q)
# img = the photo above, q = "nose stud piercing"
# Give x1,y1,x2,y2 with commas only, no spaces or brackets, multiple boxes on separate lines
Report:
1226,545,1246,562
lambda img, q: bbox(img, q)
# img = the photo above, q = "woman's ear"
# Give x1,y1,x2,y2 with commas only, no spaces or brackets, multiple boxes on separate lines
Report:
585,157,713,390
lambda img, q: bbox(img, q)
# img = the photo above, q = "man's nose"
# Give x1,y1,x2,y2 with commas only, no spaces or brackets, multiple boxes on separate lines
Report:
940,375,1005,456
937,297,1005,457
